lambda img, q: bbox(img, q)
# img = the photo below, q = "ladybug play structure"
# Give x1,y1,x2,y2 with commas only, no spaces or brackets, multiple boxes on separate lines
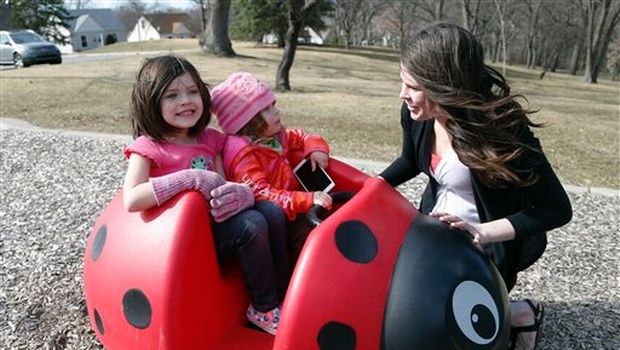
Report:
83,154,510,349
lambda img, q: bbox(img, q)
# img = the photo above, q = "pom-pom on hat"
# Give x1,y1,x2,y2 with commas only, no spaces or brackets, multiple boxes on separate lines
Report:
211,72,276,135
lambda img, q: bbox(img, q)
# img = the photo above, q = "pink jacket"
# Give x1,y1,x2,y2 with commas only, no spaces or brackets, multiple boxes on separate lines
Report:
222,129,329,221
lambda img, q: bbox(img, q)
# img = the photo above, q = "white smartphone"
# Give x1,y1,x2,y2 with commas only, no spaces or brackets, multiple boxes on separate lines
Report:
293,158,335,193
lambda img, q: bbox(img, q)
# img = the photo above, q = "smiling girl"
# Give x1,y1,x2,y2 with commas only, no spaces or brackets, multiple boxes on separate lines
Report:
122,56,288,335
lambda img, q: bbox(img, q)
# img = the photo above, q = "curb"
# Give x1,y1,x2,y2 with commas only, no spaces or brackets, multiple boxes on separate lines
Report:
2,117,618,198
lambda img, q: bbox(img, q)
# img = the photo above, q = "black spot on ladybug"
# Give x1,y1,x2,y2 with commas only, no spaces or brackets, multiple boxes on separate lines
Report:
335,220,377,264
94,308,105,335
317,321,356,350
122,289,152,329
91,225,107,261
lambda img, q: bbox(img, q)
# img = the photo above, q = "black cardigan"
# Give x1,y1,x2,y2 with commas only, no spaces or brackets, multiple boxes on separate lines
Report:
379,103,572,291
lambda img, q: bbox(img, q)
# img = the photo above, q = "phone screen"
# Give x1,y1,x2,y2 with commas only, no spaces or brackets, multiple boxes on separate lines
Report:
293,159,335,193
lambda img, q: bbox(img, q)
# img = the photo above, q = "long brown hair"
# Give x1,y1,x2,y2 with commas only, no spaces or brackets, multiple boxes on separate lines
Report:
401,22,544,188
129,55,211,141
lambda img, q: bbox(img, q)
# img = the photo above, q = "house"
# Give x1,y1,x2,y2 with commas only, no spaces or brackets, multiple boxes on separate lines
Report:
262,26,333,45
63,9,127,53
127,13,201,42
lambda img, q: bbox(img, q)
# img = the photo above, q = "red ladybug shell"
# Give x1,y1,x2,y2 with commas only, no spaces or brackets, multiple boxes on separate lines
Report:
83,156,509,349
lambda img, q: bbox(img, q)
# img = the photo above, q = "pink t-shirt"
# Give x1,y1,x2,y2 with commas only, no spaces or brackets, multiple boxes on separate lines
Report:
124,128,226,177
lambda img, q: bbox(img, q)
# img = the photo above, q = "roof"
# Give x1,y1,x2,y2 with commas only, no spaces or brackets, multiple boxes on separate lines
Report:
143,13,201,35
67,9,126,32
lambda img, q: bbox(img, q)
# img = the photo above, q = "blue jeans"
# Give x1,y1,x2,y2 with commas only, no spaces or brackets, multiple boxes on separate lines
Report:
254,201,289,301
211,201,288,312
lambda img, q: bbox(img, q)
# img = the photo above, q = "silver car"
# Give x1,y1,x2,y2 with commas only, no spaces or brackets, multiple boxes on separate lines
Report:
0,30,62,68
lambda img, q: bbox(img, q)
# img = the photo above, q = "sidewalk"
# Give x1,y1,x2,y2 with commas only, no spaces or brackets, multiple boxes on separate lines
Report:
2,117,617,197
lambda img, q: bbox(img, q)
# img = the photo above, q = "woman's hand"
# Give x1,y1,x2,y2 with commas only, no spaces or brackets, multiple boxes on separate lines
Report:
309,151,329,170
430,212,516,246
430,212,486,246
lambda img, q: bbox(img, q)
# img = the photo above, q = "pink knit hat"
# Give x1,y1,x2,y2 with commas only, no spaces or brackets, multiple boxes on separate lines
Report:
211,72,276,135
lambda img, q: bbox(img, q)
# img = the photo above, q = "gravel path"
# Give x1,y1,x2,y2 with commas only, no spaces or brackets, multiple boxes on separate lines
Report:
1,128,618,350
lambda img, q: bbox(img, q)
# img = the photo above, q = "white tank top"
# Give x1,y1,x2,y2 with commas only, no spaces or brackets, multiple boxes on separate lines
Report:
431,149,480,224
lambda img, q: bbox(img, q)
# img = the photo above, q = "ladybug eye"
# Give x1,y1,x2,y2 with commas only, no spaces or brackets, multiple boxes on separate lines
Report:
451,280,500,345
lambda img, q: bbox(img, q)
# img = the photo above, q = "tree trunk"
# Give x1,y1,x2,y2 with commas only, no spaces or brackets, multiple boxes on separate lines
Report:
200,0,235,57
276,21,302,90
569,42,582,75
525,0,542,69
582,0,620,83
276,0,317,91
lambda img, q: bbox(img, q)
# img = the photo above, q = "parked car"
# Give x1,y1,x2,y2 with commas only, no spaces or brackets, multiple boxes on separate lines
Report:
0,29,62,68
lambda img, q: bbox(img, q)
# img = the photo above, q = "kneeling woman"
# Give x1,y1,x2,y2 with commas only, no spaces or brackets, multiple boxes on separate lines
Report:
379,22,572,350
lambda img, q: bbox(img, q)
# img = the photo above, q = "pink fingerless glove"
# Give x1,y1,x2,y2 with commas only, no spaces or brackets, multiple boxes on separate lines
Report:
209,182,255,223
150,169,226,206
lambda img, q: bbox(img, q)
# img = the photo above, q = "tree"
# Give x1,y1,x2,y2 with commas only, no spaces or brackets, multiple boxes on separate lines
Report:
231,0,285,43
231,0,330,47
377,0,417,50
190,0,209,36
8,0,72,44
276,0,318,90
201,0,236,57
332,0,364,49
115,0,148,34
581,0,620,83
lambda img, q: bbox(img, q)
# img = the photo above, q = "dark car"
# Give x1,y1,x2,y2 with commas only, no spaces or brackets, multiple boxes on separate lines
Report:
0,30,62,68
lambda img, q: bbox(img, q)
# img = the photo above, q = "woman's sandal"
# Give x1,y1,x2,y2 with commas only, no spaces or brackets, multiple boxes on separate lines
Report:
508,299,545,350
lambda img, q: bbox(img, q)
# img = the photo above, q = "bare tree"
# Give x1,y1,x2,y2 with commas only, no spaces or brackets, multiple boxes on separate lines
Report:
331,0,384,47
523,0,543,68
415,0,446,22
493,0,512,75
201,0,235,57
276,0,318,90
377,0,417,50
581,0,620,83
332,0,364,49
116,0,148,32
190,0,209,35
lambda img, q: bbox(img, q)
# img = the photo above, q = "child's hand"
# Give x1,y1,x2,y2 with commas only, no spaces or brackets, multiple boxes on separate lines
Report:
309,151,329,170
194,170,227,200
209,182,255,222
312,191,332,210
151,169,225,205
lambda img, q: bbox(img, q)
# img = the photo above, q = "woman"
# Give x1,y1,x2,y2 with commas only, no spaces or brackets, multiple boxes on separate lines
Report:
379,22,572,350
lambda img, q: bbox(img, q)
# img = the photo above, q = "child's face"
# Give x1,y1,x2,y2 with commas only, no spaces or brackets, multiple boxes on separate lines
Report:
260,103,283,137
160,72,203,134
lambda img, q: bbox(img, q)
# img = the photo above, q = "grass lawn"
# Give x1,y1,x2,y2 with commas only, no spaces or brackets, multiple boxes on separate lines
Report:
0,39,618,189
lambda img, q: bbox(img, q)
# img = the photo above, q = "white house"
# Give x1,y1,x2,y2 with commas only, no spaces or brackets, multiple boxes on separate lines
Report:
128,13,200,42
262,26,332,45
128,16,160,42
63,9,127,53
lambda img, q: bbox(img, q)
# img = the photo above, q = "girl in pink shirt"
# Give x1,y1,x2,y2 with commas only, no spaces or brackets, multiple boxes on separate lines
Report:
122,56,286,335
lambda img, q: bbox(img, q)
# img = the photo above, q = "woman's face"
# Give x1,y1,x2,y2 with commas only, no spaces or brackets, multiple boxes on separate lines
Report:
399,65,435,121
260,103,283,137
160,72,203,134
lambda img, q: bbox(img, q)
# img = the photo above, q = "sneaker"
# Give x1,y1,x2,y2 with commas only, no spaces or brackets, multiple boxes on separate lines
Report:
247,304,280,335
